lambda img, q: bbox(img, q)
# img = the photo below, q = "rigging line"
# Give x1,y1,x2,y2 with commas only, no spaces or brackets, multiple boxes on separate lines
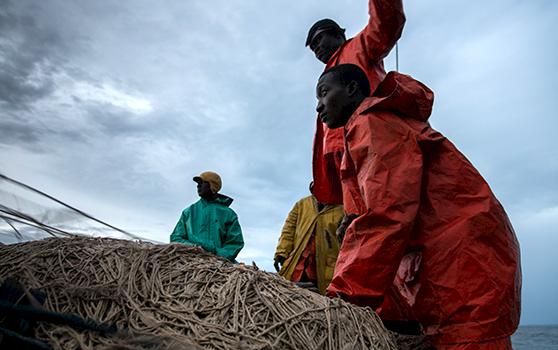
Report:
0,205,103,238
0,216,60,238
1,217,23,240
0,213,75,237
0,205,73,234
395,42,399,72
0,173,144,241
0,204,38,223
0,205,82,235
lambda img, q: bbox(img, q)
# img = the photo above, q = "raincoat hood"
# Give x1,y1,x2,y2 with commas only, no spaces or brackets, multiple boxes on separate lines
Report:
206,194,233,207
357,71,434,122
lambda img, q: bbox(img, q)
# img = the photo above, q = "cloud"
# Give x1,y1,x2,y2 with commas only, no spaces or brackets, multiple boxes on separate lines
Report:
0,117,42,145
72,82,153,114
0,1,68,110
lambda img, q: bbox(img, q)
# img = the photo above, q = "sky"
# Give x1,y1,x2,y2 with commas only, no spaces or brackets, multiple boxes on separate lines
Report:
1,0,557,325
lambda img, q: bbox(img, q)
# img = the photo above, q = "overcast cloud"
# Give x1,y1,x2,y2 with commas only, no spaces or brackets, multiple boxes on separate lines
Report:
1,0,557,325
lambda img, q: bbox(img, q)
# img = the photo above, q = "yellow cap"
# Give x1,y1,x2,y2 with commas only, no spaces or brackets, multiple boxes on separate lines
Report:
193,171,222,193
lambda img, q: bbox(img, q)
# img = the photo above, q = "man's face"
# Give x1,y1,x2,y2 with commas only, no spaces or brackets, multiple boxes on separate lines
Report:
196,180,213,198
316,73,353,129
309,30,344,64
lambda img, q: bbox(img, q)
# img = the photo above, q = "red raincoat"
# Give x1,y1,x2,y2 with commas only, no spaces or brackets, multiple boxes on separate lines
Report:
312,0,405,205
327,72,521,346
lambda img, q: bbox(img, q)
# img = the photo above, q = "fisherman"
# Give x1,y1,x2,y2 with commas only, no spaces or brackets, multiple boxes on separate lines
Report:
273,183,344,295
170,171,244,262
316,64,521,349
306,0,421,328
306,0,405,205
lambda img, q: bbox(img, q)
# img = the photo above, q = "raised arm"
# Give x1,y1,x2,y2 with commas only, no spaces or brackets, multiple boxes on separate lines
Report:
360,0,405,62
327,113,422,308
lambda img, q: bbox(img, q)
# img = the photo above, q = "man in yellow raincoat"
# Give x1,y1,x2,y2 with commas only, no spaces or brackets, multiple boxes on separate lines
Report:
274,184,343,294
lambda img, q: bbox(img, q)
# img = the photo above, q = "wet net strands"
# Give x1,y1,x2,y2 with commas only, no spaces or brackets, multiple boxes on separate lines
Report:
0,237,397,349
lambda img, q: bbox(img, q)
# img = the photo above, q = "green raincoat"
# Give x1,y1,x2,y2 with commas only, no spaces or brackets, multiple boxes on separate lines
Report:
170,195,244,261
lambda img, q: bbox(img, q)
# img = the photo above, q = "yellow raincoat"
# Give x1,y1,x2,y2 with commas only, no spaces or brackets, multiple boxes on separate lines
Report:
274,195,343,294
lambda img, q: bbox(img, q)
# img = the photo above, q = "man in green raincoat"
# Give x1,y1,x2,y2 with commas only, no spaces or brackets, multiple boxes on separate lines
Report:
170,171,244,261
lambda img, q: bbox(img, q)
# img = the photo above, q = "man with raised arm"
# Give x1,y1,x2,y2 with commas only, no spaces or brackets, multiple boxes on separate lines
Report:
306,1,420,329
306,0,405,205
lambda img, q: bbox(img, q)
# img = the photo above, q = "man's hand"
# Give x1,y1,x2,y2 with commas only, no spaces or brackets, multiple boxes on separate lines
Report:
295,281,320,294
336,214,358,244
274,256,286,272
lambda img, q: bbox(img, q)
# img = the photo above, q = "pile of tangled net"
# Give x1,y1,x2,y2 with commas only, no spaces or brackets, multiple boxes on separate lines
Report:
0,237,402,350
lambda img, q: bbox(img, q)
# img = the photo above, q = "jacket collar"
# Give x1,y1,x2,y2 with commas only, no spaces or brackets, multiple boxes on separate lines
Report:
348,71,434,127
326,38,353,67
200,193,233,207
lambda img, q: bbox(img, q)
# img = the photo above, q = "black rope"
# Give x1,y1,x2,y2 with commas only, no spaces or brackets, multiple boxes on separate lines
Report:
0,301,117,335
0,326,53,350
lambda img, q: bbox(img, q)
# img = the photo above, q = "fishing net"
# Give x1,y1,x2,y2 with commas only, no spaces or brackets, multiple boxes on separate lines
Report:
0,237,398,349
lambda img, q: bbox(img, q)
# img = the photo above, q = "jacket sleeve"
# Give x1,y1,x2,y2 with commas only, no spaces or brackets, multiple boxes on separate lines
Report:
274,201,300,259
340,151,364,216
327,114,422,308
170,209,195,245
216,213,244,261
359,0,406,62
312,120,344,204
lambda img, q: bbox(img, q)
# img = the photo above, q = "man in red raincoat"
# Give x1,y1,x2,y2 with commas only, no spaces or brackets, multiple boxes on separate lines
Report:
306,1,423,329
315,64,521,349
306,0,405,205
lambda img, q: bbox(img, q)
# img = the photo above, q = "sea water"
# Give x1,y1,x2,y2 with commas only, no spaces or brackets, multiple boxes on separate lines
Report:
511,325,558,349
